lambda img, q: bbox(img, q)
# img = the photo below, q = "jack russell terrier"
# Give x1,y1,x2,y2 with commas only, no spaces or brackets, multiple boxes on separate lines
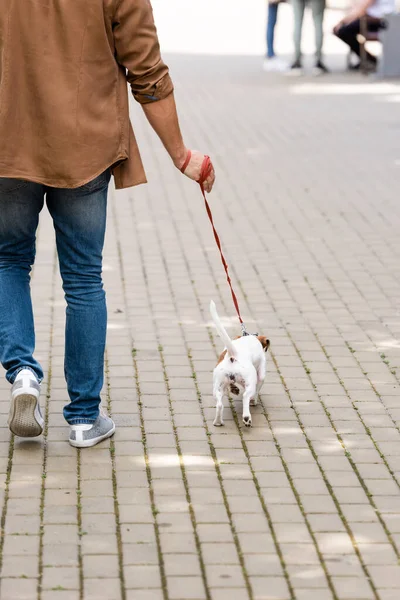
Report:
210,301,270,427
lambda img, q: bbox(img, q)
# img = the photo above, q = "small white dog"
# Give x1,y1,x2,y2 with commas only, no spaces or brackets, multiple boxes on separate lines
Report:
210,301,270,427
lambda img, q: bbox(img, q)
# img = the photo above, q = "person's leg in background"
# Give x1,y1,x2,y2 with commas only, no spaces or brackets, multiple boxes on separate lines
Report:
335,19,379,66
267,2,279,58
264,1,288,72
310,0,329,73
46,170,115,448
0,179,45,437
290,0,306,73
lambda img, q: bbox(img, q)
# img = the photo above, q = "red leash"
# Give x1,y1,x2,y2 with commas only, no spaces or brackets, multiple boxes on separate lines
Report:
181,150,248,335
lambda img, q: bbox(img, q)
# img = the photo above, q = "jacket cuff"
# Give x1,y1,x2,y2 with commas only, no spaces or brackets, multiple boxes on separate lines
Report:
133,73,174,105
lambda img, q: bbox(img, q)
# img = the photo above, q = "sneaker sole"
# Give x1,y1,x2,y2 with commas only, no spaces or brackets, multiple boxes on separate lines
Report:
69,423,116,448
8,393,44,438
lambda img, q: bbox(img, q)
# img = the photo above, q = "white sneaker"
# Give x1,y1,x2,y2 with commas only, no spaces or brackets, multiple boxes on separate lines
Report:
9,369,44,437
69,409,115,448
263,57,288,73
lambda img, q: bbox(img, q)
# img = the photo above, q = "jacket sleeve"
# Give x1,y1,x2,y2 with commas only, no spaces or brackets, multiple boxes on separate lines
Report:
113,0,174,104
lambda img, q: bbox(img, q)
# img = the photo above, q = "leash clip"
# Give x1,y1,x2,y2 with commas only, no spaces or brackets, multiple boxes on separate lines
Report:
241,322,258,337
241,323,249,336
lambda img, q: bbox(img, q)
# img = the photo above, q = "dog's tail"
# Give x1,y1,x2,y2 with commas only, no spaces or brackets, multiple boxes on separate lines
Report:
210,300,237,358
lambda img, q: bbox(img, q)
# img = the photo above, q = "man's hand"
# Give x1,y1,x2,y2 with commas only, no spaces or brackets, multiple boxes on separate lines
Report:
142,94,215,193
180,150,216,193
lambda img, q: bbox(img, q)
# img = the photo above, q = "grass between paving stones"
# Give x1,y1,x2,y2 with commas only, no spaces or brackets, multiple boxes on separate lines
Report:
378,353,397,377
111,193,168,600
37,365,53,600
105,352,126,600
76,450,84,600
131,340,168,600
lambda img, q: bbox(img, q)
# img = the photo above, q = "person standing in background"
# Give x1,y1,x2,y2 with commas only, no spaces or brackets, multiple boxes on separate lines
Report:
288,0,329,74
263,0,289,72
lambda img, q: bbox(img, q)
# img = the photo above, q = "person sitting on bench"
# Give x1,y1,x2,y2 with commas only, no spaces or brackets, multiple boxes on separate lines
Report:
333,0,395,69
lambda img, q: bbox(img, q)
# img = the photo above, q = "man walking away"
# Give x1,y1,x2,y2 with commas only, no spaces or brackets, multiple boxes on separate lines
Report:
0,0,215,448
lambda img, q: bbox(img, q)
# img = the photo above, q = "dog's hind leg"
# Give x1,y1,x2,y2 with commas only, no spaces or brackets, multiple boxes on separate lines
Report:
252,380,262,406
253,356,266,406
250,394,258,407
213,388,225,427
243,380,257,427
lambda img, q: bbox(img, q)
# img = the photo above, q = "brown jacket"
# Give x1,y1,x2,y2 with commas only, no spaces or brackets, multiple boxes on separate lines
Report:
0,0,173,189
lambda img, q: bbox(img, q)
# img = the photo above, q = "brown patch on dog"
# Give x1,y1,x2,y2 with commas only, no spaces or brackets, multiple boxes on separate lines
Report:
257,336,270,352
230,384,240,395
217,349,227,365
216,336,242,365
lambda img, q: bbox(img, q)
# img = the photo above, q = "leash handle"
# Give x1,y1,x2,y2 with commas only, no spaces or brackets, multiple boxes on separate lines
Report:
181,150,246,331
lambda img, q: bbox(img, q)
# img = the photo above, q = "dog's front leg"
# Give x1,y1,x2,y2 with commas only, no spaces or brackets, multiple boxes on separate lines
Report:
213,388,225,427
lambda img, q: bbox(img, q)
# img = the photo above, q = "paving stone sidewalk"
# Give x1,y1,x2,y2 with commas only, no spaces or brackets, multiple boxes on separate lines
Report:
1,54,400,600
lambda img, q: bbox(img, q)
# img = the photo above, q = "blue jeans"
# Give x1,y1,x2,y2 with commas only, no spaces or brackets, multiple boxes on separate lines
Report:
267,2,279,58
0,171,110,424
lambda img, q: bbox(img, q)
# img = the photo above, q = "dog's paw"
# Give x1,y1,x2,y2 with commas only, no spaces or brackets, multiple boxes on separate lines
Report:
213,419,225,427
243,415,252,427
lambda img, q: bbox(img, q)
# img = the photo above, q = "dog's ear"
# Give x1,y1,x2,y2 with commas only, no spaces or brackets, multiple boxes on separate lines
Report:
257,336,270,352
